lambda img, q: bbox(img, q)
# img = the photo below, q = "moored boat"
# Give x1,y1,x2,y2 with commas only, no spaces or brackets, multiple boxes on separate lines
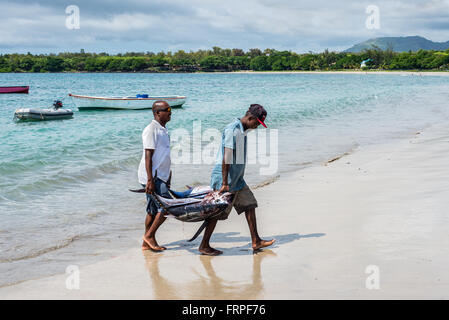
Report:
0,86,29,94
14,101,73,121
69,93,186,110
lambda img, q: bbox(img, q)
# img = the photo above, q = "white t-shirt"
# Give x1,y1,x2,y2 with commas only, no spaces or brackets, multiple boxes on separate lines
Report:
138,120,171,184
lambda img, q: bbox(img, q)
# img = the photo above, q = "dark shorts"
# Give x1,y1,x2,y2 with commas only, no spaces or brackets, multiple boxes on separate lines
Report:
142,178,171,216
217,184,258,220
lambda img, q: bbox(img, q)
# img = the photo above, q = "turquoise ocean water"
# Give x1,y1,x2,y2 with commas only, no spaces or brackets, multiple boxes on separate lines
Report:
1,72,448,286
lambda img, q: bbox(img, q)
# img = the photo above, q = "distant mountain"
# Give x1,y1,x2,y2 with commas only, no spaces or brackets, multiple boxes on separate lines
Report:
344,36,449,52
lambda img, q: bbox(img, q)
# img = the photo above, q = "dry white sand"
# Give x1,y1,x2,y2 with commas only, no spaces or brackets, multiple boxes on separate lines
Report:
230,70,449,76
1,123,448,299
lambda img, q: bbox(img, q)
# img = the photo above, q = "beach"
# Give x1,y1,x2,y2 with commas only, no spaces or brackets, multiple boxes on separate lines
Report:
231,70,449,76
3,72,449,288
1,120,448,299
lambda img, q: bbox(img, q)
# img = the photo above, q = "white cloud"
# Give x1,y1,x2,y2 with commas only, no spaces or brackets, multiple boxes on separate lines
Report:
0,0,448,53
82,13,158,31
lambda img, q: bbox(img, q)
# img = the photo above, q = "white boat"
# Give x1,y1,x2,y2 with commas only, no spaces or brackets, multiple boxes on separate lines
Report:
14,108,73,121
14,101,74,121
69,93,186,110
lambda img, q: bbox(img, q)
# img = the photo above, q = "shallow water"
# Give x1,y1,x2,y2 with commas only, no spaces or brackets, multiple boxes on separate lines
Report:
1,72,449,286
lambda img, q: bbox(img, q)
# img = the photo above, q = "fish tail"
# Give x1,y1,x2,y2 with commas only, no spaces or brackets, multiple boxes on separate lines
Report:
187,220,208,242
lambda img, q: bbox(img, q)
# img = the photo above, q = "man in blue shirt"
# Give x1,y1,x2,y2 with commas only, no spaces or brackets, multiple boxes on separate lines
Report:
199,104,276,256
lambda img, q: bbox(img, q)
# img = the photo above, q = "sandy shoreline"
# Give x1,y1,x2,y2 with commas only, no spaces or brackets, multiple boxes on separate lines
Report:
1,123,448,299
227,70,449,76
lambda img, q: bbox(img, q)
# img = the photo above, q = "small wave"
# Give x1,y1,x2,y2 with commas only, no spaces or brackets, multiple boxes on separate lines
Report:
324,145,359,166
0,158,49,176
291,161,314,167
324,152,351,165
86,210,109,220
0,235,81,263
3,156,139,197
252,175,280,189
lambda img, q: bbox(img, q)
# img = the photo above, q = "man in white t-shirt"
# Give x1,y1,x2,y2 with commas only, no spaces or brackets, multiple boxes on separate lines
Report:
138,101,172,252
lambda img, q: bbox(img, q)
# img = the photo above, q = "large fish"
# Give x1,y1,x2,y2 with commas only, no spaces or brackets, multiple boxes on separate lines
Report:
130,185,233,241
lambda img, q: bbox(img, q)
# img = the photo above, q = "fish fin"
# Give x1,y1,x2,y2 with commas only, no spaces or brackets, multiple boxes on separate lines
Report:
167,189,178,199
187,220,208,242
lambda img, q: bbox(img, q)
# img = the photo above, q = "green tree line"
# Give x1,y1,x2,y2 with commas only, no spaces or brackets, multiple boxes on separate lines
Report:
1,46,448,73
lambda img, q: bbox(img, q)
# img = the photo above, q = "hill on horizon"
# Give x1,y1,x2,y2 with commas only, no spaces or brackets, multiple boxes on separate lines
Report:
344,36,449,52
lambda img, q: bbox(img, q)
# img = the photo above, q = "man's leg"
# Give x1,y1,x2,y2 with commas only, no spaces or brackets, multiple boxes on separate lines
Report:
143,211,167,251
142,190,158,250
142,179,169,251
199,218,223,256
244,208,275,250
142,213,154,250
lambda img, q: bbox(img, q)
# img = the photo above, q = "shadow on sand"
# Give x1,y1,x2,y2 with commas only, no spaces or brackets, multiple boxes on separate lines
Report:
163,231,326,256
142,232,325,298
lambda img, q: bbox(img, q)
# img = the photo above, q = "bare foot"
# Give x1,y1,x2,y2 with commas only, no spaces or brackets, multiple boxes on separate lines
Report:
141,240,164,251
199,246,223,256
142,236,167,252
252,239,276,251
142,240,151,251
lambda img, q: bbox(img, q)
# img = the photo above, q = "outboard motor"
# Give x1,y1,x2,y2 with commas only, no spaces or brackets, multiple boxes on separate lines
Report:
53,100,63,110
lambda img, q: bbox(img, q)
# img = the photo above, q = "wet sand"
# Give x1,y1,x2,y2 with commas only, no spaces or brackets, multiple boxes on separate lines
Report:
1,123,448,299
231,70,449,76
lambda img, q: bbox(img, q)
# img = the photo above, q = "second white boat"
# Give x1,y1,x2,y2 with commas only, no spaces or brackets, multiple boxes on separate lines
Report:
69,94,186,110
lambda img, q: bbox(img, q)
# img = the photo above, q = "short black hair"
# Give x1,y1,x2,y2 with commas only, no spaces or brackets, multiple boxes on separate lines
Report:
246,104,267,120
152,100,169,115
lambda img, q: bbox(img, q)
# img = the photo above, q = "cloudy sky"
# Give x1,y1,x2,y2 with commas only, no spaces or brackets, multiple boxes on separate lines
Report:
1,0,448,54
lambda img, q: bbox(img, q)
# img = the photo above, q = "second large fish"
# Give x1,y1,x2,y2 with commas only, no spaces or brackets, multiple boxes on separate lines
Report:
153,187,234,222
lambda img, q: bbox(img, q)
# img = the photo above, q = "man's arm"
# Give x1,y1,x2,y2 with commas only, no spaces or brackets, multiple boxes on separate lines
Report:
218,147,232,193
145,149,155,194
